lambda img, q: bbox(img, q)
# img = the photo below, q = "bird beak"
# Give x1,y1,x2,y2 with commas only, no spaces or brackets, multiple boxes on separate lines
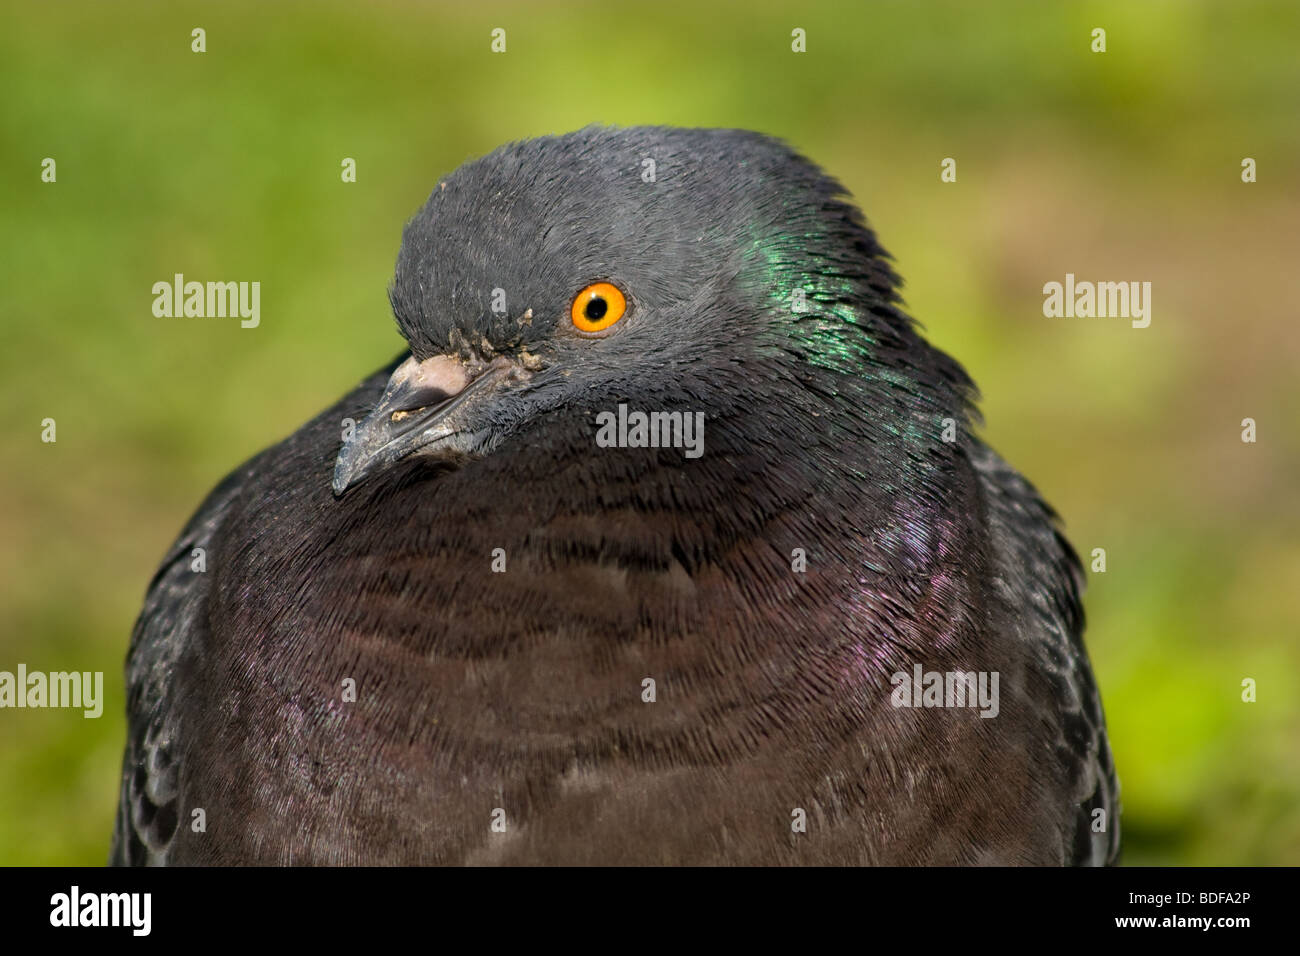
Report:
332,353,518,496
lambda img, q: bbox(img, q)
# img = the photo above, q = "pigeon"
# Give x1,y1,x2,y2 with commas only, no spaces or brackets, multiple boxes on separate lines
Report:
111,126,1119,866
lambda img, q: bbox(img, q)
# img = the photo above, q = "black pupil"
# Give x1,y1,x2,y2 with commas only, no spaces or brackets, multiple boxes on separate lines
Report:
584,296,608,320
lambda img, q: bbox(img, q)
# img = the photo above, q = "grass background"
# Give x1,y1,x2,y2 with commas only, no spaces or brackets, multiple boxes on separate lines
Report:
1,0,1297,865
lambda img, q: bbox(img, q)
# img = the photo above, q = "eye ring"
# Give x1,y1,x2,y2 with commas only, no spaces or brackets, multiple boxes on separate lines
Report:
570,282,628,336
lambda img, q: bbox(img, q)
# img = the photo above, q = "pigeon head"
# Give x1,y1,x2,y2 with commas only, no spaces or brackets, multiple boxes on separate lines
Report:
333,125,975,494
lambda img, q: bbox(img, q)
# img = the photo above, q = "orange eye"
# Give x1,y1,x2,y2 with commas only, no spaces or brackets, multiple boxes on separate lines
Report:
570,282,627,335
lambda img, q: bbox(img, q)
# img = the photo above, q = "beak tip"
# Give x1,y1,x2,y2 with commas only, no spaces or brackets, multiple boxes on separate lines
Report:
331,454,356,497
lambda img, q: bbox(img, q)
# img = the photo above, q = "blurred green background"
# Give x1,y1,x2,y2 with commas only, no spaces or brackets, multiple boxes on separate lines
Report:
2,0,1297,865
